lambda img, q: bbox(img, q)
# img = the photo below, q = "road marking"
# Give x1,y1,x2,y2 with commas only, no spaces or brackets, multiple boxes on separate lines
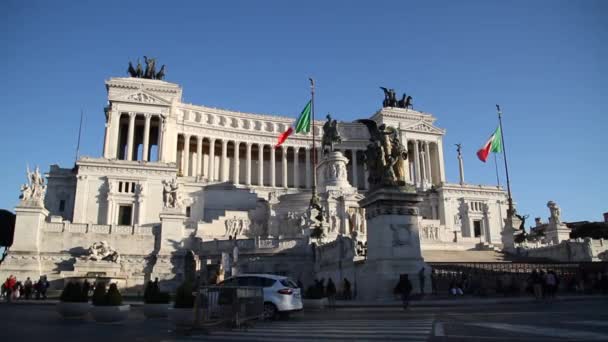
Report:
468,322,608,341
567,320,608,327
434,321,445,336
175,318,434,341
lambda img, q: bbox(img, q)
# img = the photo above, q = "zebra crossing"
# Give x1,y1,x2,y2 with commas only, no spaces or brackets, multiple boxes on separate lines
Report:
169,318,435,341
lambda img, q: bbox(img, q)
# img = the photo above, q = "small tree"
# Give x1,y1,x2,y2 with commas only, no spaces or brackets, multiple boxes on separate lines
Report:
174,280,195,309
92,282,107,306
144,280,170,304
105,283,123,306
60,282,87,303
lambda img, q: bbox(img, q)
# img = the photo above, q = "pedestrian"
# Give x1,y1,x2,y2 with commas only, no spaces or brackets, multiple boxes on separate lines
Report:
531,269,543,300
38,275,49,299
394,274,413,310
418,267,426,295
545,270,559,300
343,278,352,300
431,269,438,295
24,277,33,300
326,278,336,309
449,277,464,296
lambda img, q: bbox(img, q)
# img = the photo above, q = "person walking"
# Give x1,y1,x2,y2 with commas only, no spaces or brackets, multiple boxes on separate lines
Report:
342,278,352,300
531,270,543,300
394,274,413,310
24,277,33,300
326,278,337,309
418,267,426,295
545,270,559,300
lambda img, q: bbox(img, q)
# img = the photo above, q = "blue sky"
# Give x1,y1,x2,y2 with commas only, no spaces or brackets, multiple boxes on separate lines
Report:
1,0,606,223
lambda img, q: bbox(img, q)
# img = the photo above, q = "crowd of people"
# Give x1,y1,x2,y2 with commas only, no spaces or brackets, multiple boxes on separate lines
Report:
430,267,608,298
1,275,50,302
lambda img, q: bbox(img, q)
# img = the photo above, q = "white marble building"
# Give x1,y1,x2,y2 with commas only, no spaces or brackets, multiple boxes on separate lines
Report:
3,76,509,289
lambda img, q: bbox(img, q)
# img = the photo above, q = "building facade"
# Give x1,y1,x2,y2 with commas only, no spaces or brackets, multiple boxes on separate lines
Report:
3,76,509,289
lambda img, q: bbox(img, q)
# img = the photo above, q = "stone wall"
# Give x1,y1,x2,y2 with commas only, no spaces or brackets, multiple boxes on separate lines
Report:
517,238,608,262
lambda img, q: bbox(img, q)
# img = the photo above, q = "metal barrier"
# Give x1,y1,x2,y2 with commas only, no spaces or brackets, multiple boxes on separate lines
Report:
195,286,264,328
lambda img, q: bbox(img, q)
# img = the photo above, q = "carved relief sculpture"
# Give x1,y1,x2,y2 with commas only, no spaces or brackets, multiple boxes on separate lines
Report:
83,241,120,263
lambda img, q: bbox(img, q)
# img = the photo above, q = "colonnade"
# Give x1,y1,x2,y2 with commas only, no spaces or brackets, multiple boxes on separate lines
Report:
113,112,163,162
408,139,443,187
176,134,369,190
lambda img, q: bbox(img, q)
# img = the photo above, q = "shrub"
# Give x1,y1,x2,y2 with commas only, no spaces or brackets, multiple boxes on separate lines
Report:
60,282,88,303
92,282,107,306
105,283,123,306
91,282,123,306
173,280,195,309
144,280,170,304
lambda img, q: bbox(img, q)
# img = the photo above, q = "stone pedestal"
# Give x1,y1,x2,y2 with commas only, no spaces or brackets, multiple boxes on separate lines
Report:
357,187,428,300
150,209,187,285
11,204,48,252
318,151,354,193
158,209,187,255
501,213,519,252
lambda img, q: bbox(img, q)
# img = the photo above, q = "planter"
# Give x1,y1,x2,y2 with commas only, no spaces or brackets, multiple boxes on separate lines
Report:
56,302,91,318
143,303,169,318
303,298,328,310
91,305,131,323
169,308,195,327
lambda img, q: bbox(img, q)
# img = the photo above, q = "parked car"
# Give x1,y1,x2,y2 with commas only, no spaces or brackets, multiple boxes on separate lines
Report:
219,274,303,319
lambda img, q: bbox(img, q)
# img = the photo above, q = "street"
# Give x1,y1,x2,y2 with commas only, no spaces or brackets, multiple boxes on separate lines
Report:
1,299,607,341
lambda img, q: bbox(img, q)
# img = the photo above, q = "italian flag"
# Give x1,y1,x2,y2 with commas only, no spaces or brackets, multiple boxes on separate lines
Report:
275,100,312,148
477,126,502,162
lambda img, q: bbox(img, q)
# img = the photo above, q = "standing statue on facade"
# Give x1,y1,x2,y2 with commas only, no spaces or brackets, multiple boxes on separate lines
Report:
547,201,562,224
20,165,46,206
162,178,180,208
127,56,165,80
322,114,342,154
357,120,408,188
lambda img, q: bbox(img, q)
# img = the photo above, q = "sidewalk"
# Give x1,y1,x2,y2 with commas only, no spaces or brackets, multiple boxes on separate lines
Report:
2,294,607,308
333,294,608,308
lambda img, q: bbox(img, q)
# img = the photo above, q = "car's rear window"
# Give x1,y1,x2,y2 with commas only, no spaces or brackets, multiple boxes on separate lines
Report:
280,278,299,288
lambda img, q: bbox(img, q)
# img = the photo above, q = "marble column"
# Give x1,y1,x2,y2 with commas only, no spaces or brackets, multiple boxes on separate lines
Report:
233,141,240,184
246,142,252,186
158,116,165,162
437,139,446,183
414,140,421,186
126,112,136,161
420,144,427,184
293,147,299,189
142,114,151,161
351,149,358,189
221,140,228,182
209,138,216,181
183,134,190,177
425,141,432,184
282,146,288,189
305,148,311,189
270,146,276,187
258,144,264,186
196,136,203,178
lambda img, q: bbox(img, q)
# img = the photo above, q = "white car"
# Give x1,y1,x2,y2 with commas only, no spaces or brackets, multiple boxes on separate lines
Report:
220,274,303,319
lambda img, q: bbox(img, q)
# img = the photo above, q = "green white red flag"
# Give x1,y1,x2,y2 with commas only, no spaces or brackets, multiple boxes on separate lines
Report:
275,100,312,148
477,126,502,162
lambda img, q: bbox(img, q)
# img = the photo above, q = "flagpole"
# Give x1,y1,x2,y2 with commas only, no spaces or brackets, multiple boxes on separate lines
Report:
496,104,513,215
309,78,317,199
75,109,84,165
493,153,501,187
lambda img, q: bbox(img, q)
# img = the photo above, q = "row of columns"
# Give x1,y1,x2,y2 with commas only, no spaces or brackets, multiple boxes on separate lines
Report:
117,112,163,162
410,140,439,187
177,134,368,190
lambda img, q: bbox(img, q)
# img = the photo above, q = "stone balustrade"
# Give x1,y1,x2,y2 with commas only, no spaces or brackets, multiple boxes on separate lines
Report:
42,222,155,236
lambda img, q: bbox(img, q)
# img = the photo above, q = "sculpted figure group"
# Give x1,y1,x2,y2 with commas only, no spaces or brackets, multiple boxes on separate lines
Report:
84,241,120,263
380,87,412,109
356,120,408,189
20,166,46,206
127,56,166,80
322,114,342,154
162,178,180,209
